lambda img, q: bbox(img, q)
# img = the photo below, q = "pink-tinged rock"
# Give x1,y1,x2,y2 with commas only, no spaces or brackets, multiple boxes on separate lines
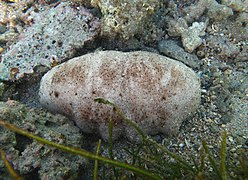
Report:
39,51,200,141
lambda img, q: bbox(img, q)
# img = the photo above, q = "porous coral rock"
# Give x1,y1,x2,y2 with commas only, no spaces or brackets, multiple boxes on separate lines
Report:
39,51,201,141
91,0,160,39
181,21,207,53
207,0,233,20
206,35,240,59
0,100,87,179
167,18,188,37
168,18,207,53
221,0,247,12
158,40,200,69
183,0,233,22
235,12,248,39
0,2,100,81
166,0,236,53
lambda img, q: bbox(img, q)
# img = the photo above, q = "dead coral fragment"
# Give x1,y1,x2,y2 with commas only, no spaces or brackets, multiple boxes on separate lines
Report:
91,0,160,39
0,2,100,81
168,18,207,53
183,0,233,22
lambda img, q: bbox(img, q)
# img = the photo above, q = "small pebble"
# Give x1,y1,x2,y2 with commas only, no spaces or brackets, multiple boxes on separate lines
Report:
0,25,7,34
228,136,234,143
179,143,185,148
0,47,4,54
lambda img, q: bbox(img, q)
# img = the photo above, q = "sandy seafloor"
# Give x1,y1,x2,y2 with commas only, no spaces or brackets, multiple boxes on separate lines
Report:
0,0,247,179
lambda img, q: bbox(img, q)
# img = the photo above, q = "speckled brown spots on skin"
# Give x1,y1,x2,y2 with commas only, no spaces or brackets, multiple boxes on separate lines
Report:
70,65,86,83
100,63,118,85
169,67,184,88
39,51,200,141
54,91,59,98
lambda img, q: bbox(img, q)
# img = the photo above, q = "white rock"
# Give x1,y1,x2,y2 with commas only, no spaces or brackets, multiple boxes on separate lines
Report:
39,51,201,141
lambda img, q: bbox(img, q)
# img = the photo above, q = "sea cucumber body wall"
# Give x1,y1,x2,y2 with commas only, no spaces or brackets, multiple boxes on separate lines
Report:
39,51,201,141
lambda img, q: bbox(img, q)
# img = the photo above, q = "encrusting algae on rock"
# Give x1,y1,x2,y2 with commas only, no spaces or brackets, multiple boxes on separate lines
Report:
39,51,201,141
